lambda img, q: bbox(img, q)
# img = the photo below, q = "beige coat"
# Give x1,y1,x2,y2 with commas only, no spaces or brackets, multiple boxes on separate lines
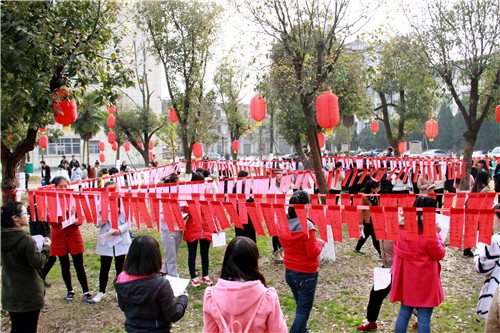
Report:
486,285,500,332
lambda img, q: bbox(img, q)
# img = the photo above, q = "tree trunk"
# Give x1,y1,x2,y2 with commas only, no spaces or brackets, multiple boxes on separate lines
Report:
269,103,274,154
460,130,477,191
86,139,90,166
181,133,192,174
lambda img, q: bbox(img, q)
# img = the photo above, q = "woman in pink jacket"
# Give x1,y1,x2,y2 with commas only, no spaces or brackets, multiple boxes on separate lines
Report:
390,195,446,333
203,236,287,332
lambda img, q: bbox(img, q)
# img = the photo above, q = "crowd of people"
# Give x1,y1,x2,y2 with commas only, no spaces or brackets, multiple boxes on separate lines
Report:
1,153,499,333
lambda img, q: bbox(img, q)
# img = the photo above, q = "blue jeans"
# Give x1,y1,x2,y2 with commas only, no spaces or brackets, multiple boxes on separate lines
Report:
285,269,318,333
395,302,434,333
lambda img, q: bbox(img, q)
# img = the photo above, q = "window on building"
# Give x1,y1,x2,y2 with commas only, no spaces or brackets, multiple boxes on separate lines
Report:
244,144,252,155
39,138,81,156
89,141,100,154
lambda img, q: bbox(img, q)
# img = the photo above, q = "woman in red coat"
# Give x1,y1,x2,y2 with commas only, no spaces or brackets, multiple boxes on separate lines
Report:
49,176,93,304
390,195,445,333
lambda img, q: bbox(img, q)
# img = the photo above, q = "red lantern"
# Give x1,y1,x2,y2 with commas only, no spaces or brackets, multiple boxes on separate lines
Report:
108,105,116,114
232,140,240,153
149,140,154,151
250,94,267,126
398,141,407,154
169,107,178,123
107,115,115,129
99,141,105,152
425,119,438,142
371,121,379,135
39,126,46,132
108,131,116,144
192,142,203,159
99,153,105,163
124,142,131,152
53,89,77,132
315,91,339,135
149,151,153,161
317,132,325,148
137,142,143,149
39,135,48,150
112,142,118,151
496,105,500,123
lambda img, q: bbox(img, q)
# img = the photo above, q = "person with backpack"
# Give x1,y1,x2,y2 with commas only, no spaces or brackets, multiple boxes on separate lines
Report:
203,236,287,332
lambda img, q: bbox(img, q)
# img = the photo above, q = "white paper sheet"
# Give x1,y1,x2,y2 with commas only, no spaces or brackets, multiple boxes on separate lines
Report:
61,215,77,229
435,213,450,242
373,267,391,291
212,232,226,247
31,235,45,253
165,276,190,297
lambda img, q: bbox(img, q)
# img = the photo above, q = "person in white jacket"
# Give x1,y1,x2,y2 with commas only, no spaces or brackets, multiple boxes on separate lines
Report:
93,181,131,302
474,204,500,319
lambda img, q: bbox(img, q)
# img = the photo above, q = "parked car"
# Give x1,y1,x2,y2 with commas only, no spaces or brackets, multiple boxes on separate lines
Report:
472,150,488,158
421,149,450,158
491,146,500,157
206,152,220,160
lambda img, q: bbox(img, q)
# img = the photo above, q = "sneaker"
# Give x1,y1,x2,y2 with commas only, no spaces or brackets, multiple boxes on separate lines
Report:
273,249,284,264
354,249,365,255
83,292,94,304
191,277,200,287
357,320,378,331
412,322,418,328
202,276,213,286
44,281,52,288
93,292,105,303
65,291,75,302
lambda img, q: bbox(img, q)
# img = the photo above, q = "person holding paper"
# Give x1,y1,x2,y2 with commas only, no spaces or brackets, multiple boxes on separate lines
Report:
355,180,382,256
49,176,94,304
114,235,188,332
474,204,500,319
93,181,131,303
417,172,435,194
203,237,287,333
234,170,257,243
2,202,52,333
279,190,325,333
390,195,446,333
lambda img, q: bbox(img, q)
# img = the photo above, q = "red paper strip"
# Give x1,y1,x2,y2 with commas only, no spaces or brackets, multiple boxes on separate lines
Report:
246,203,266,237
138,195,152,229
187,200,202,229
122,195,132,223
385,207,400,241
274,203,291,238
423,208,437,241
344,205,360,239
28,191,36,221
47,192,58,223
266,194,276,204
35,191,46,221
169,200,185,231
327,205,343,242
131,197,141,230
463,209,479,249
349,169,359,187
478,210,494,245
449,208,464,249
413,165,420,183
403,207,418,241
455,193,467,209
294,205,309,237
260,203,278,237
74,194,84,225
150,197,160,226
443,193,454,216
237,194,248,224
100,193,109,222
341,194,351,206
358,169,369,185
222,202,243,228
326,194,337,206
200,201,217,234
342,170,352,187
326,170,333,189
210,201,231,230
161,200,175,232
109,193,119,230
79,194,94,224
310,205,327,242
369,206,387,241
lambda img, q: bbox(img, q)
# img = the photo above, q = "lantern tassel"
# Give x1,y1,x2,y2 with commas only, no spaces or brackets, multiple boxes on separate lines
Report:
325,129,333,136
430,138,434,142
63,125,71,132
256,121,262,126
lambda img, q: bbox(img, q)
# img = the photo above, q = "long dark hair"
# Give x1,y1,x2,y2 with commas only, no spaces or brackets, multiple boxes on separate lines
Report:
220,236,267,287
123,235,162,276
361,179,380,194
472,170,491,193
1,202,24,228
413,195,438,233
288,190,311,218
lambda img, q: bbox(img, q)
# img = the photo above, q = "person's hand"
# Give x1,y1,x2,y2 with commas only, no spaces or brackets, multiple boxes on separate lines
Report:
436,224,442,233
320,239,326,246
179,290,189,298
43,237,52,247
111,229,121,236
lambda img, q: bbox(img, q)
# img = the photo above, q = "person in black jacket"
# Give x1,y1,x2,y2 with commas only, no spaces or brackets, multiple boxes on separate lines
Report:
40,161,51,185
114,235,188,333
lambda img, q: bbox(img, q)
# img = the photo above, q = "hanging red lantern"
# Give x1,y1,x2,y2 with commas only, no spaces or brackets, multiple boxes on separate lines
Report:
169,107,178,123
107,115,115,129
108,105,116,114
371,121,379,135
232,140,240,153
137,142,143,149
149,151,154,161
99,141,105,152
108,131,116,144
425,119,438,142
99,153,105,163
112,142,118,151
39,126,46,133
53,89,77,132
149,140,154,151
192,142,203,159
315,91,339,135
317,132,325,148
496,105,500,123
398,141,407,154
124,142,131,152
250,94,267,126
39,135,48,150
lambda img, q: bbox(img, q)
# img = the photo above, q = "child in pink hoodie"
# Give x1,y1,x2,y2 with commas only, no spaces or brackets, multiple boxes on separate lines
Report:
203,236,287,333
